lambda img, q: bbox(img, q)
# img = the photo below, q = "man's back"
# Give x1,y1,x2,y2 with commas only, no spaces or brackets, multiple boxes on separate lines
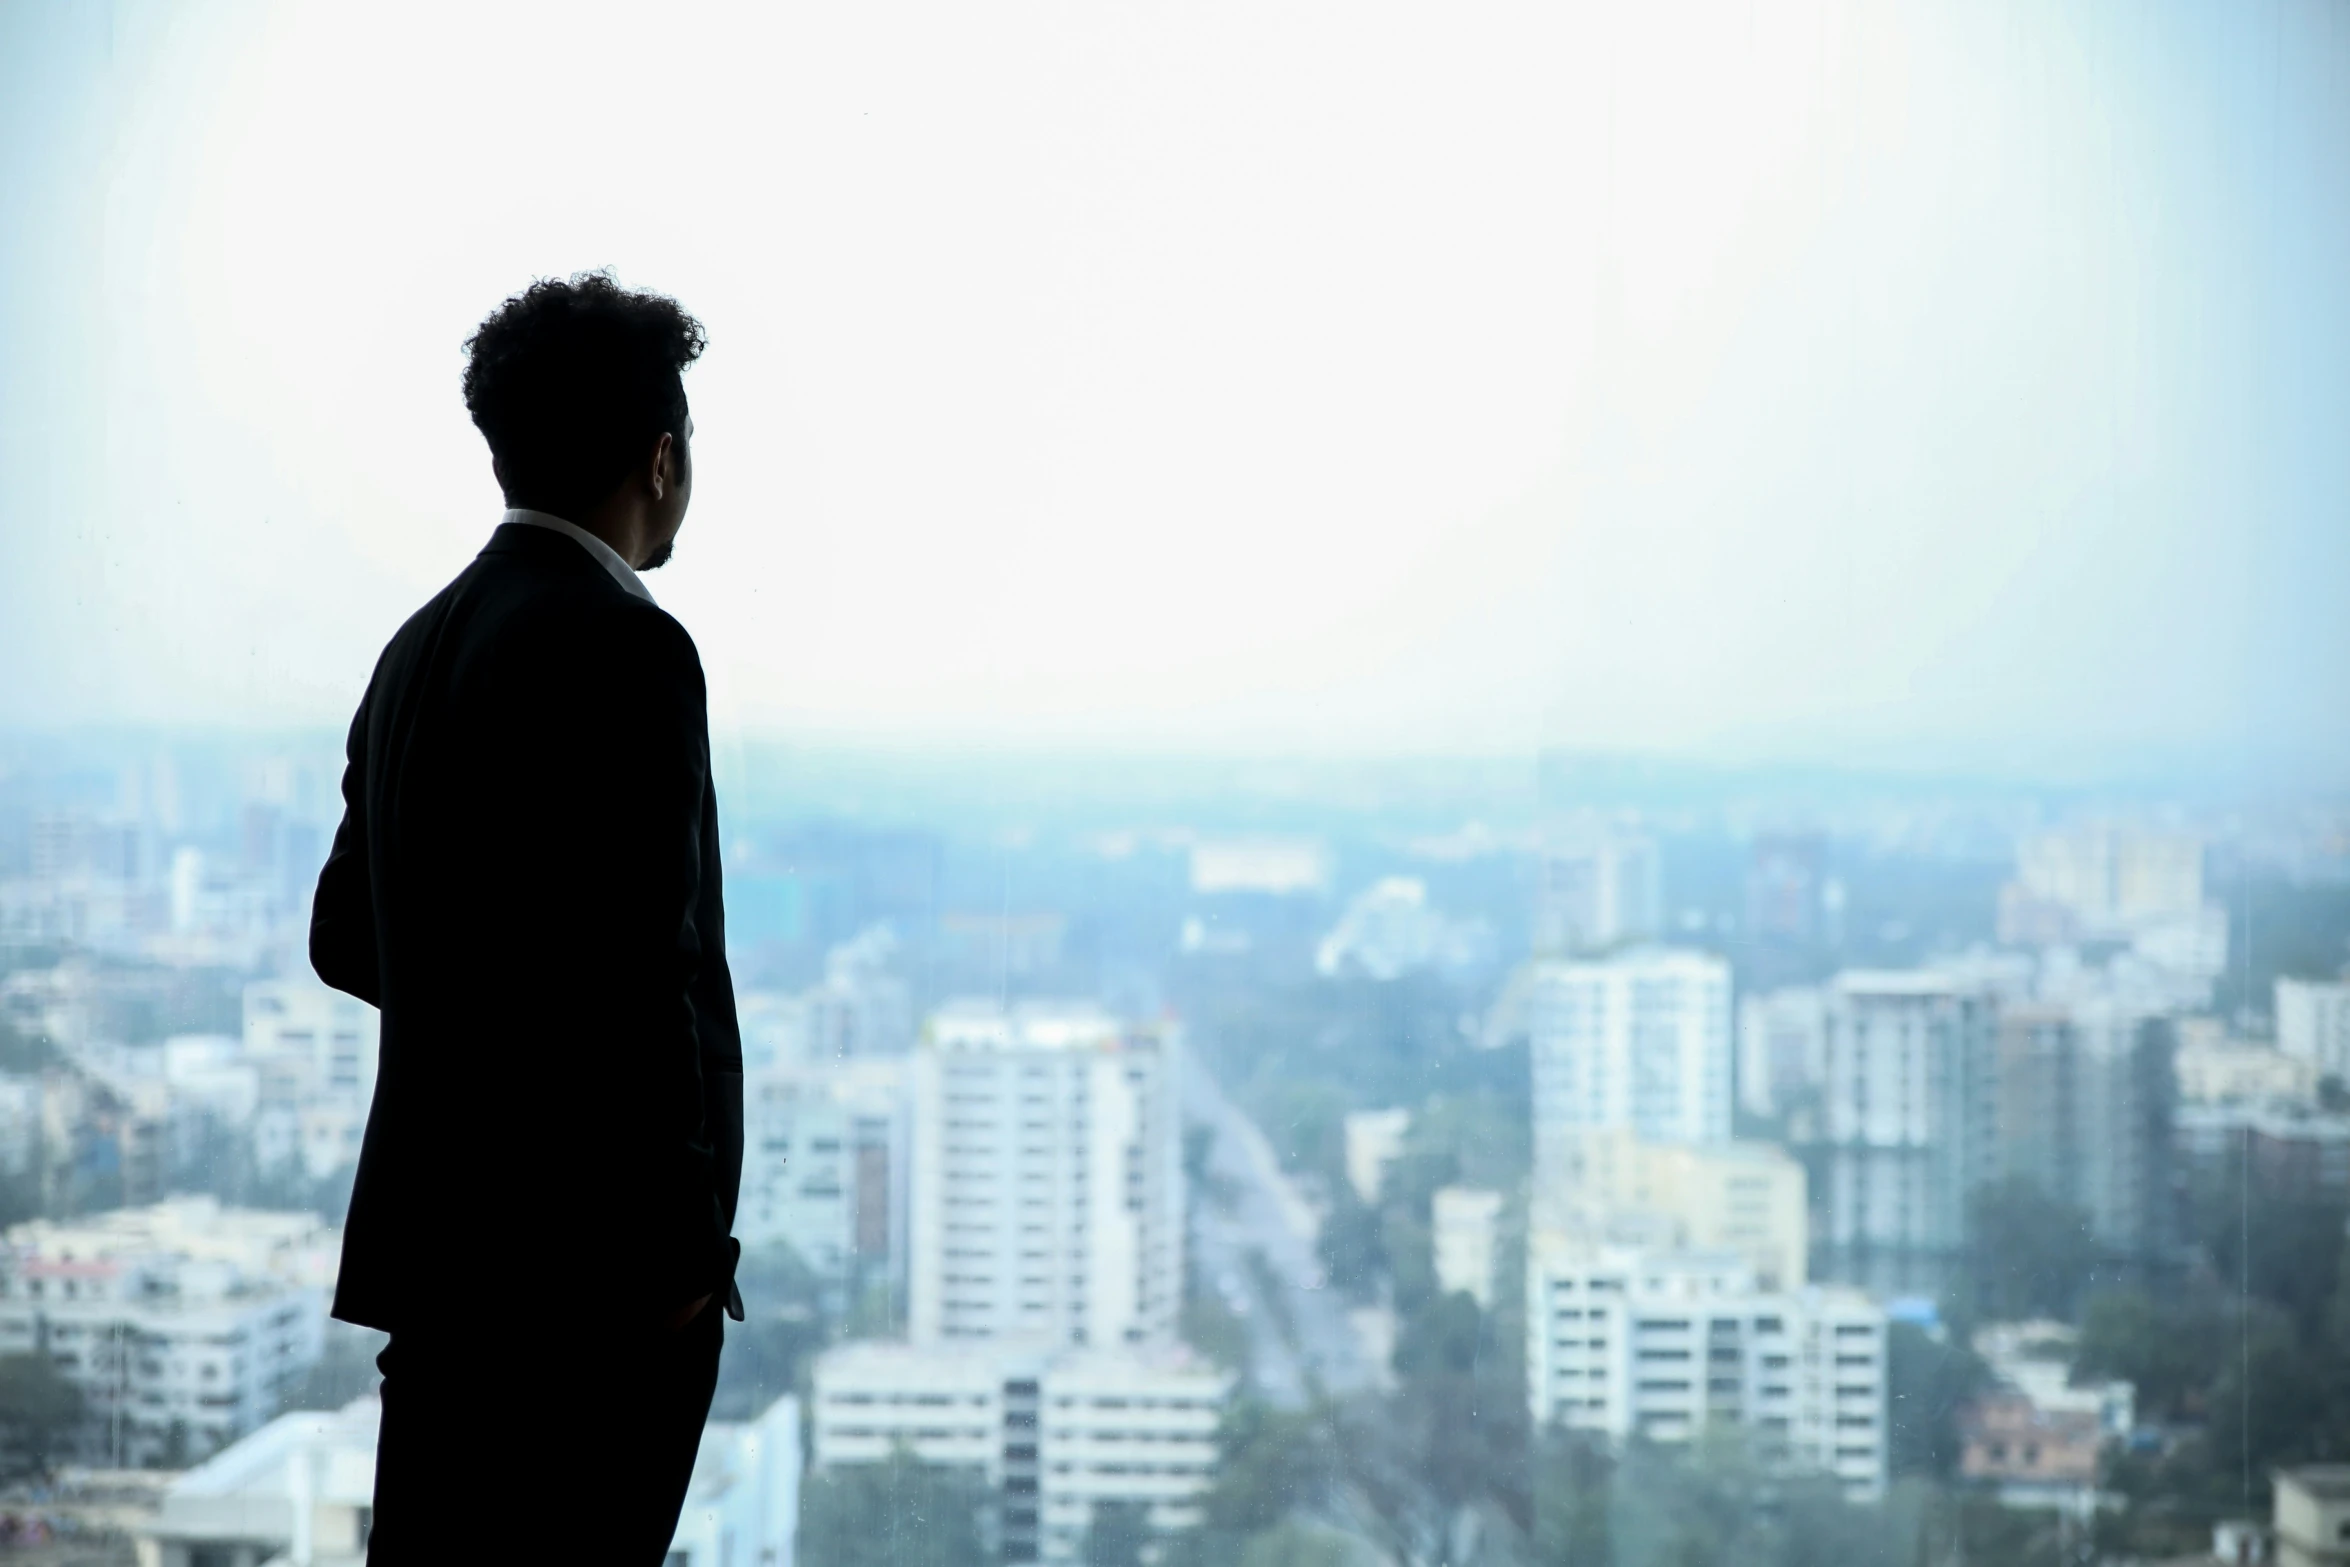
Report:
312,521,743,1333
312,271,735,1564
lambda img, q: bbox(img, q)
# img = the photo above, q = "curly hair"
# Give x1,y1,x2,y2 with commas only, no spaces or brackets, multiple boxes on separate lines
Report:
462,271,707,520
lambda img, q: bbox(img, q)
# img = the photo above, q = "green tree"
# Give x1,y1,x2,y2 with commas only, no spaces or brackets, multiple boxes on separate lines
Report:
710,1242,829,1420
1250,1080,1352,1189
2206,1301,2342,1476
2328,1231,2350,1357
1315,1192,1387,1304
1400,1093,1532,1195
1183,1124,1216,1188
1390,1290,1481,1379
1200,1402,1333,1536
0,1012,57,1073
0,1353,87,1480
1964,1177,2097,1321
1082,1499,1151,1567
1180,1287,1251,1375
1380,1205,1438,1313
2188,1175,2349,1343
1237,1520,1357,1567
1531,1428,1612,1567
1569,1432,1936,1567
2074,1290,2222,1423
1886,1321,1990,1478
797,1447,990,1567
1332,1274,1531,1562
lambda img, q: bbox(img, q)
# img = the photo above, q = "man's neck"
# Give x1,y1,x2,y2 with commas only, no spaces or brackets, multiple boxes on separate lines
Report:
502,509,655,604
571,506,655,571
509,498,651,569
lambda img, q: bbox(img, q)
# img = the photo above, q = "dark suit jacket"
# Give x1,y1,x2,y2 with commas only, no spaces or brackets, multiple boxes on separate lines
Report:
311,522,744,1334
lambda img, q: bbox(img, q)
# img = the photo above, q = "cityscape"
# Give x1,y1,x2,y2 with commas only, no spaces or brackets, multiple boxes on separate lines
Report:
5,1,2349,1564
1,736,2347,1565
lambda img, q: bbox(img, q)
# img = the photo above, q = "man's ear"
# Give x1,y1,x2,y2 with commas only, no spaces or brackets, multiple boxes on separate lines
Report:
648,431,675,501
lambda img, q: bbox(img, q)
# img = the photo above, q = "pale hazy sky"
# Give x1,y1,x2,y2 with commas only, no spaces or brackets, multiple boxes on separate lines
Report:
2,1,2345,781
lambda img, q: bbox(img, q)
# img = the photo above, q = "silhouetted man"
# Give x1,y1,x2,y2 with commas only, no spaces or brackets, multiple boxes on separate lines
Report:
311,273,743,1563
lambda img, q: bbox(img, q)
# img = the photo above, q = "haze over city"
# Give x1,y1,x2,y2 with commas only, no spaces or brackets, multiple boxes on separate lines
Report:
7,5,2350,1566
4,1,2346,784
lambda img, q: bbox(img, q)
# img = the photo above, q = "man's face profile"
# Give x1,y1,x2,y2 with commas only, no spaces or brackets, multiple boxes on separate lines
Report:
640,416,694,572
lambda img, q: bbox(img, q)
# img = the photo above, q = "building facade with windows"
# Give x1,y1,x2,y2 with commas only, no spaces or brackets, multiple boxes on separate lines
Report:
0,1199,331,1467
1800,970,1996,1295
243,979,379,1116
737,1056,910,1310
1990,1000,2177,1261
1529,948,1733,1182
1547,1127,1809,1291
908,1002,1183,1350
812,1341,1228,1566
1525,1236,1887,1501
2176,1101,2350,1204
2279,976,2350,1085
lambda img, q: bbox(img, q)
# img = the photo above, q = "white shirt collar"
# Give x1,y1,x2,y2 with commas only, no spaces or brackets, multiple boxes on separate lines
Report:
501,508,656,605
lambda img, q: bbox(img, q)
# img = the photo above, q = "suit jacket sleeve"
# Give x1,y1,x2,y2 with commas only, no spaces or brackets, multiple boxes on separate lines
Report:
311,692,381,1006
529,606,734,1311
692,780,747,1315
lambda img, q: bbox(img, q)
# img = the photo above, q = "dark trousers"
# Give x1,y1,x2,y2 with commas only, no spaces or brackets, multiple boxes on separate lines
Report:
368,1304,723,1564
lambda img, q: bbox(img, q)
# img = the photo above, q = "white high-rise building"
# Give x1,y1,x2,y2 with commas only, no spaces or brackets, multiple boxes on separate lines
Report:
1529,948,1732,1181
2279,977,2350,1084
813,1341,1228,1566
909,1002,1183,1350
1525,1235,1887,1501
1803,971,1996,1294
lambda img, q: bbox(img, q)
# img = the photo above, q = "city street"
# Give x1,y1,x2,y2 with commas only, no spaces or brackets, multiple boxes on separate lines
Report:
1183,1050,1379,1409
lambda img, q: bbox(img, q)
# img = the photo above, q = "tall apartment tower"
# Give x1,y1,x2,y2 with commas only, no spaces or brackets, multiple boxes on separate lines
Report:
1803,972,1996,1295
1992,1000,2176,1261
1530,948,1733,1184
908,1002,1184,1349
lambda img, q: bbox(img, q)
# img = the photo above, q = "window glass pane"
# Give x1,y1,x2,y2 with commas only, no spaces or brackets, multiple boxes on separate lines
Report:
3,4,2347,1564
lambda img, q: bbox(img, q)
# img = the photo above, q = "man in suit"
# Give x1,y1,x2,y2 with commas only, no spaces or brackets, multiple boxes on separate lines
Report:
310,272,744,1563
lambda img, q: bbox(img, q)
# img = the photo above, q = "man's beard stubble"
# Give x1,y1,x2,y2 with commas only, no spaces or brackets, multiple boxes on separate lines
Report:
641,539,674,571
